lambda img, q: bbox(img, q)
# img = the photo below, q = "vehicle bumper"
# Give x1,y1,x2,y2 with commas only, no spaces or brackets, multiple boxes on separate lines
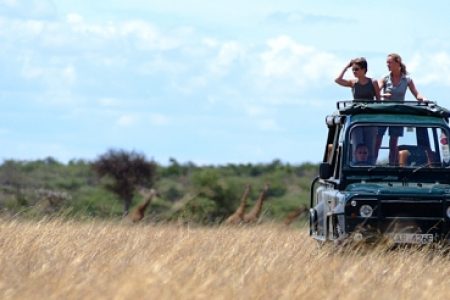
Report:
344,217,450,244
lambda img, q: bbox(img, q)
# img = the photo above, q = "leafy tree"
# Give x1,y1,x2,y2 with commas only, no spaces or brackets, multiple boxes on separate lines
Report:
92,149,156,215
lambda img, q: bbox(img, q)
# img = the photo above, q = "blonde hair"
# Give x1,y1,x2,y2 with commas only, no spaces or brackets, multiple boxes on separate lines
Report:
387,53,407,75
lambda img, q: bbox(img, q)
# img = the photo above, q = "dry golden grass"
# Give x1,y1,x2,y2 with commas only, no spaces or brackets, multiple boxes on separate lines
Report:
1,217,449,300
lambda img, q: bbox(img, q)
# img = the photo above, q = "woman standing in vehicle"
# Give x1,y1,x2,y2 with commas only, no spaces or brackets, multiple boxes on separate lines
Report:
378,53,426,101
335,57,381,100
336,57,380,163
376,53,427,165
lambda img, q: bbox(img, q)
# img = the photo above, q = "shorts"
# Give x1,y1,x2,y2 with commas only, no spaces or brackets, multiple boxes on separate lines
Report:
378,126,404,137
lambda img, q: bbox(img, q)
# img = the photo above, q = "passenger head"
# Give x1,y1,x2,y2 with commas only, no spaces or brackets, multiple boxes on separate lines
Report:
387,53,407,75
351,57,368,75
354,144,369,162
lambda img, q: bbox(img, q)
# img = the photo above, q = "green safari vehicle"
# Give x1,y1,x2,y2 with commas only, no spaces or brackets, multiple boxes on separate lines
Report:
310,100,450,244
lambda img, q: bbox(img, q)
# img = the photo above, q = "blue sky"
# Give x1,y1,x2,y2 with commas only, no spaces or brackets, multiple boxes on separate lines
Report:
2,0,450,165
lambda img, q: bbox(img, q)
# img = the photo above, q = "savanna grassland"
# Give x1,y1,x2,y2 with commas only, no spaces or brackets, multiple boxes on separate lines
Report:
1,217,449,300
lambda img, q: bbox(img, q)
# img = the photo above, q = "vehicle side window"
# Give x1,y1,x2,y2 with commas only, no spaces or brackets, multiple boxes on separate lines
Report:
332,125,344,179
322,124,342,178
438,129,450,165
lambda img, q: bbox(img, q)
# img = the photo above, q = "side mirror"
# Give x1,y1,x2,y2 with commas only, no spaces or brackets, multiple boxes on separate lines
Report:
319,162,332,179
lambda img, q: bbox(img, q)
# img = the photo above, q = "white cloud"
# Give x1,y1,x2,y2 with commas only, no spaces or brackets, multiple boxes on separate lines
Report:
120,20,181,51
19,52,76,85
16,19,46,36
66,13,115,38
66,13,83,24
261,35,313,76
1,0,18,7
411,52,450,86
0,0,56,18
20,54,45,79
117,114,138,127
62,65,76,85
259,35,339,87
62,14,183,52
202,37,219,48
209,41,245,76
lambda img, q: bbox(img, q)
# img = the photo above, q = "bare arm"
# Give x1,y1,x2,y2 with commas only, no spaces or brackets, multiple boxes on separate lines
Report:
377,78,384,90
378,77,390,100
335,60,354,87
408,79,426,102
372,79,381,100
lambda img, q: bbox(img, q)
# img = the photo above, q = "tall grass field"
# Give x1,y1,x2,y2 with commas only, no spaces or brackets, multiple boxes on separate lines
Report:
1,217,449,299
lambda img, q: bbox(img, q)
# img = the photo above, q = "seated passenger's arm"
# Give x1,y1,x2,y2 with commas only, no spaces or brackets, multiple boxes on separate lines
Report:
399,150,410,167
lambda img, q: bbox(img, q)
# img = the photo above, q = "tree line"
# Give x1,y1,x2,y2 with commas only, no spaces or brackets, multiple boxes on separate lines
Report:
0,149,318,224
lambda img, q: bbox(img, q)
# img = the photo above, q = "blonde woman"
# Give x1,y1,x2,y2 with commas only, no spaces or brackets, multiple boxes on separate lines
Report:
378,53,426,101
376,53,427,165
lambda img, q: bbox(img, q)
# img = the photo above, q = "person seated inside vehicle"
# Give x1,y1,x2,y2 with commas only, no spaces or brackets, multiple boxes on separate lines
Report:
398,145,437,167
352,143,371,166
350,126,377,164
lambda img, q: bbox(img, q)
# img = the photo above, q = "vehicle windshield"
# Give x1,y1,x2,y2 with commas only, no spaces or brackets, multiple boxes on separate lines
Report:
348,125,450,168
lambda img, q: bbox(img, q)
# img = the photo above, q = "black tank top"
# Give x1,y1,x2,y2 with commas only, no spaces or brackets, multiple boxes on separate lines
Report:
352,78,376,100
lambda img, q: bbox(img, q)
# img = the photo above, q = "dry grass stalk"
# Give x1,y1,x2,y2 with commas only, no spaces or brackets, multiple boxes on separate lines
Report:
0,217,449,299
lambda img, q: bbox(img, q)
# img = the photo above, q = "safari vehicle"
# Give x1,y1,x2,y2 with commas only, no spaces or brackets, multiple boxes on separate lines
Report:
310,100,450,245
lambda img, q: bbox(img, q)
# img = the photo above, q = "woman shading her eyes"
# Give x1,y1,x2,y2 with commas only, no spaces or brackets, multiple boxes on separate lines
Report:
336,57,380,164
335,57,381,101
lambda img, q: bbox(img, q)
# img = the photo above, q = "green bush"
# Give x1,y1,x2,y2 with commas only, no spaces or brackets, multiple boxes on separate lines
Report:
0,156,319,224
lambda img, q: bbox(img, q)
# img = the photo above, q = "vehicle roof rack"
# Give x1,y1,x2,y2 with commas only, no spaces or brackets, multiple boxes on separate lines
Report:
335,100,450,118
336,100,436,110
